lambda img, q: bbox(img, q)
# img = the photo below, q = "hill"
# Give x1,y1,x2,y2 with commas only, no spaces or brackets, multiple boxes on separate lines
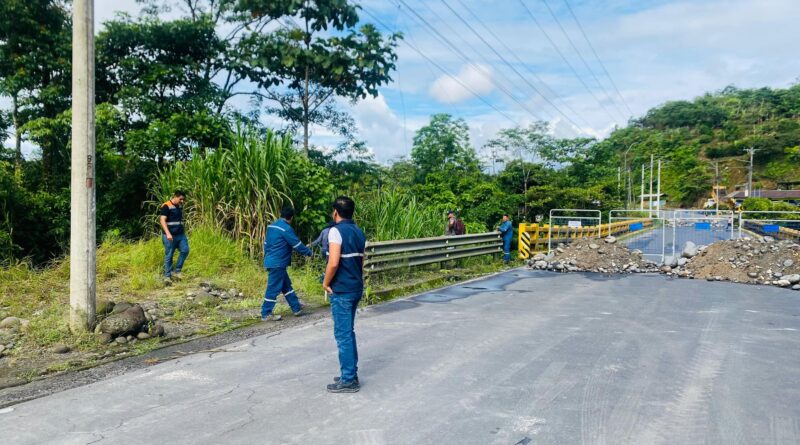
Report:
601,85,800,207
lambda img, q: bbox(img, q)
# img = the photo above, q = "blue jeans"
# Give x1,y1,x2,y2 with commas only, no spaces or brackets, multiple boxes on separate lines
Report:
503,237,512,263
162,233,189,277
331,292,361,383
261,268,302,317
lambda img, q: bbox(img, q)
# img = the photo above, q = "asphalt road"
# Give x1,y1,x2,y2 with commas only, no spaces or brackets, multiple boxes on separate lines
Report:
626,222,734,261
2,270,800,444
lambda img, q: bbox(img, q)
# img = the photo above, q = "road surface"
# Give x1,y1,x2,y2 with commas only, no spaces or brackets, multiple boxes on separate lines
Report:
2,270,800,444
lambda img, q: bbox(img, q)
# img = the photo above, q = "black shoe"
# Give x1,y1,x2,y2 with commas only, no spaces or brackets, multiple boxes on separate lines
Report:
333,376,359,385
327,380,360,393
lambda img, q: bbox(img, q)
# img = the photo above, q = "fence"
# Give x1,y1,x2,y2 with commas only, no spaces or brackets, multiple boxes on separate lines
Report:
518,218,653,258
738,211,800,242
364,232,503,276
609,210,666,264
547,209,602,254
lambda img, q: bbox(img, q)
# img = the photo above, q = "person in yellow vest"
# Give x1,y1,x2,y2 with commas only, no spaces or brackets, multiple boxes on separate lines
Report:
159,191,188,285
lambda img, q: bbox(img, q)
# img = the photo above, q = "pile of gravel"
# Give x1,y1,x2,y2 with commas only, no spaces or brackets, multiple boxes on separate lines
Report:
527,236,660,274
664,237,800,290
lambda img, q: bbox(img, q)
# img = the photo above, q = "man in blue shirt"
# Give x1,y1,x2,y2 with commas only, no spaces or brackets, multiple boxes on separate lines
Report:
323,196,366,393
498,214,513,264
261,206,313,321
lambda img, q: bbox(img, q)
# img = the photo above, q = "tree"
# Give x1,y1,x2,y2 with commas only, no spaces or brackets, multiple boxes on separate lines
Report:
238,0,401,155
0,0,71,175
411,114,479,180
484,122,552,216
96,16,233,160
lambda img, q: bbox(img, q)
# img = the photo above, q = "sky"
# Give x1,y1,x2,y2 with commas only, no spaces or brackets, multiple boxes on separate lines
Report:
12,0,800,163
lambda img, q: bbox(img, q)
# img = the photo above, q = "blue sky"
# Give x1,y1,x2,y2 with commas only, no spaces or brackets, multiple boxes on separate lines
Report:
14,0,800,162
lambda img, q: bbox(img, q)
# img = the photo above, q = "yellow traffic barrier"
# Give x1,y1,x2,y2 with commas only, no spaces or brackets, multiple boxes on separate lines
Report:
518,219,653,258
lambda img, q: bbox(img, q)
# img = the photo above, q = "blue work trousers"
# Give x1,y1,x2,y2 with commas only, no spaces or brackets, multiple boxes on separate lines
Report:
162,233,189,277
331,292,361,383
261,268,302,317
503,237,512,263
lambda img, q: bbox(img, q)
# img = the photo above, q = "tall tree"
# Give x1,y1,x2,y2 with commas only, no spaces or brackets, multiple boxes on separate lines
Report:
238,0,401,155
485,122,552,216
411,113,479,180
0,0,71,176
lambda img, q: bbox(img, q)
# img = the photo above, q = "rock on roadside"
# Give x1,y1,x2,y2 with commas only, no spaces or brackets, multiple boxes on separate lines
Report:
98,305,147,336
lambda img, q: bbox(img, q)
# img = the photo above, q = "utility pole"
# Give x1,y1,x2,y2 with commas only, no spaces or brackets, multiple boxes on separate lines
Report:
640,164,645,211
617,166,621,201
648,154,654,217
657,160,662,215
70,0,96,332
745,147,757,197
714,160,719,215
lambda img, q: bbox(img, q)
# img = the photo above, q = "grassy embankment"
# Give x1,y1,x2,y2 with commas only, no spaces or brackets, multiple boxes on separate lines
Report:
0,225,507,382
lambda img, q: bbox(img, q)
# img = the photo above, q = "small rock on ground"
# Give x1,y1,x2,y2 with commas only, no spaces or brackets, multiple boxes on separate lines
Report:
51,344,70,354
0,317,21,329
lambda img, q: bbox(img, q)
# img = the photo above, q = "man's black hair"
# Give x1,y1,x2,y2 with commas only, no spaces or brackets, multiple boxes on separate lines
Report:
333,196,355,219
174,190,187,198
503,213,509,218
281,206,295,220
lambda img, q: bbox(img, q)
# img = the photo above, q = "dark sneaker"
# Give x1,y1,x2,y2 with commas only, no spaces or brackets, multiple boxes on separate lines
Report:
293,304,307,317
261,314,282,322
327,380,360,393
333,376,359,385
163,277,172,287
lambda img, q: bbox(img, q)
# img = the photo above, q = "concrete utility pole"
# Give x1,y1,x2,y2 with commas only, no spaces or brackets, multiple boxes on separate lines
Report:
745,147,757,197
714,160,720,215
657,160,662,215
640,164,645,211
648,154,654,217
70,0,96,332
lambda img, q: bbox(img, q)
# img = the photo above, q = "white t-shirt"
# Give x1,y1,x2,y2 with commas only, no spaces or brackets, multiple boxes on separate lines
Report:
328,227,343,245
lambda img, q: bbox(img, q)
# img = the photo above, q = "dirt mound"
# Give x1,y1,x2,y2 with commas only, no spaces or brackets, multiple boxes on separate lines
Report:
527,236,660,274
667,237,800,289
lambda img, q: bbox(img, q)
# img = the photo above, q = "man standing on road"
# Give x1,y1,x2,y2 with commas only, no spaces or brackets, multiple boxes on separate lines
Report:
160,191,189,285
261,206,313,321
498,214,513,265
323,196,366,393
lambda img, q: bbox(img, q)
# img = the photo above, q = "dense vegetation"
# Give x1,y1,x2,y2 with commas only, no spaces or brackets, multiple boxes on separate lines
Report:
2,0,800,268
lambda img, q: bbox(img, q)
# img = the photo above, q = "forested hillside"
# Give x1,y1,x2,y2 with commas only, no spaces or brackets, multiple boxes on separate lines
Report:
598,85,800,207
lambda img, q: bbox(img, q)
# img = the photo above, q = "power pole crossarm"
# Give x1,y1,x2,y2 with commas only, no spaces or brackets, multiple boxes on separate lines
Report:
70,0,96,332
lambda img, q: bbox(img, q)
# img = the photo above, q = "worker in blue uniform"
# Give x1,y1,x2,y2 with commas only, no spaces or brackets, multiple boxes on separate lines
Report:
498,214,513,264
261,206,313,321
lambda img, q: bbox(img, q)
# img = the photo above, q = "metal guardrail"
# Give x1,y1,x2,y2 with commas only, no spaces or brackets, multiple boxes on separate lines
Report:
364,232,503,275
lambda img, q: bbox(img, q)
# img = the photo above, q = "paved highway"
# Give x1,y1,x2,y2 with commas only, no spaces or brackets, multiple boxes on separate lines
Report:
2,270,799,444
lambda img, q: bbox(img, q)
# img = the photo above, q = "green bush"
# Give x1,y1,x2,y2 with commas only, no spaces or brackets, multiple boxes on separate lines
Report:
354,188,441,241
154,125,332,256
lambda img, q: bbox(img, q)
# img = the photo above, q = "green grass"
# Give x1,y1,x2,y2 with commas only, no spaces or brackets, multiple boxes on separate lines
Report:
0,224,510,380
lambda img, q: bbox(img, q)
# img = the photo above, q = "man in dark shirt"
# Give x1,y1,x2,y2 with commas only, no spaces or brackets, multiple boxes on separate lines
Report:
323,196,367,393
159,191,188,284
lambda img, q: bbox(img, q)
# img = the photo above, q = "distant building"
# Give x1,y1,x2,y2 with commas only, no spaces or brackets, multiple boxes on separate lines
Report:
725,189,800,207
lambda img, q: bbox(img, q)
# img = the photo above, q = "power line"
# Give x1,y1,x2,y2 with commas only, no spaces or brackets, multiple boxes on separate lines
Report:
409,0,537,117
562,0,634,117
539,0,628,121
452,0,594,131
356,3,518,124
439,0,586,133
391,0,546,123
516,0,620,124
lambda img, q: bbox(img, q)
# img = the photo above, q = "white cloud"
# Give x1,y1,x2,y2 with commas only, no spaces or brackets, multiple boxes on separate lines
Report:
429,64,494,104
